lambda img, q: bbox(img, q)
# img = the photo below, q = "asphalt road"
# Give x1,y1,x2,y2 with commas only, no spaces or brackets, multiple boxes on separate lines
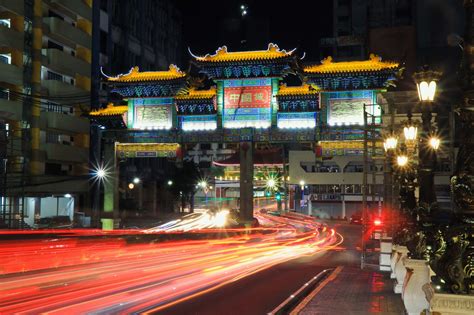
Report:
154,222,364,315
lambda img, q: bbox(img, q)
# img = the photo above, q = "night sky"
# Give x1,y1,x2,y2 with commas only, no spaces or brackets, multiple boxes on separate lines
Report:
175,0,333,62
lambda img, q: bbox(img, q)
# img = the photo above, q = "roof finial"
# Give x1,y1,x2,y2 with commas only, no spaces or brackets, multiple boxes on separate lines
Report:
188,47,200,59
321,56,333,64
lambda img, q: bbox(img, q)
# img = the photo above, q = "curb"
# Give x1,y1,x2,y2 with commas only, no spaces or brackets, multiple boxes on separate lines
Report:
289,266,343,314
268,267,338,315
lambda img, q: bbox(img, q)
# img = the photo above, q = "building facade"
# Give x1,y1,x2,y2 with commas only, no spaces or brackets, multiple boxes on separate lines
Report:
91,0,183,109
321,0,463,65
0,0,92,228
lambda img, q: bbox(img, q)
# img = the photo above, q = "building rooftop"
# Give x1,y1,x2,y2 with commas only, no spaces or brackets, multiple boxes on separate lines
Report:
192,43,296,63
107,64,186,82
277,83,319,96
303,54,399,74
90,104,128,116
175,87,217,100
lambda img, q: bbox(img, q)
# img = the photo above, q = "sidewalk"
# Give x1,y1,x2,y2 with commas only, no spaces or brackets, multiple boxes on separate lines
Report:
293,266,405,315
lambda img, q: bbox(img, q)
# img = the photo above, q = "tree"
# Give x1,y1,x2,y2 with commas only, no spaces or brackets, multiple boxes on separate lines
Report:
170,161,200,212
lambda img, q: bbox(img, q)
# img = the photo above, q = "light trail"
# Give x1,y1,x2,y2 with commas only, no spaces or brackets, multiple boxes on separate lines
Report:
0,208,341,314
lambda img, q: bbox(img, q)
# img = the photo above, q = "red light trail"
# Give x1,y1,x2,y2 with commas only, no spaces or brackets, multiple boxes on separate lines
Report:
0,209,341,313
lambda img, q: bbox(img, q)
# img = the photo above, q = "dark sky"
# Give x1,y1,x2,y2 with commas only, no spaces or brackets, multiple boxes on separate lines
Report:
175,0,333,62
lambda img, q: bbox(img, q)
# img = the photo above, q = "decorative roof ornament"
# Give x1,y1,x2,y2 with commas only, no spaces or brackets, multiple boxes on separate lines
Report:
107,64,186,82
304,54,399,74
191,43,297,63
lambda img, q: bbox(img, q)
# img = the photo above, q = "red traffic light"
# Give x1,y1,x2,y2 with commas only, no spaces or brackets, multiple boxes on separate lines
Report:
373,218,382,226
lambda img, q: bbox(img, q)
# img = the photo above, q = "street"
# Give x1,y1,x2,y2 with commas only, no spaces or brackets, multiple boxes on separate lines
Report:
0,210,352,314
157,222,363,315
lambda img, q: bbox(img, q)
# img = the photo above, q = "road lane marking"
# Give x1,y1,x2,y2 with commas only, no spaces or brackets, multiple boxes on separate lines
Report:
289,266,343,315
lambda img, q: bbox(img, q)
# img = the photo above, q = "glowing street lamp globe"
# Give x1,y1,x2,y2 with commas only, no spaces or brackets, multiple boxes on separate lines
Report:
403,125,418,141
383,137,398,152
413,68,442,103
397,155,409,167
429,137,441,150
299,180,305,187
133,177,140,184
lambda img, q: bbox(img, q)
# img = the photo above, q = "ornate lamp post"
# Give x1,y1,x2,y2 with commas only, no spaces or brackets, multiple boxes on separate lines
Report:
413,68,442,205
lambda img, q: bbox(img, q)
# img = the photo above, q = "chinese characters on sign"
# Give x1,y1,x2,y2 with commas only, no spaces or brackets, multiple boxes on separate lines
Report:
223,85,272,128
224,86,271,109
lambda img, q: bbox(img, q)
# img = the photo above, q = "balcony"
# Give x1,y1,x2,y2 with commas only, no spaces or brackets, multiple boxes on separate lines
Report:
42,48,90,78
0,62,22,85
0,24,23,50
50,0,92,21
41,111,89,134
0,98,22,120
42,79,87,97
0,0,24,15
44,143,88,163
43,17,91,49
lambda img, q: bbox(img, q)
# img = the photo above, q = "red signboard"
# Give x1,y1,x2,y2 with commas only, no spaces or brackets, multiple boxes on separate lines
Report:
224,86,272,109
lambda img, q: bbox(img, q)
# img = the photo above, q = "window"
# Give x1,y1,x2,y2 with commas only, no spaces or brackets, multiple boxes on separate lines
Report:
42,67,75,85
100,30,108,54
47,70,62,81
100,0,108,11
41,101,73,115
344,162,364,173
46,132,60,144
46,132,74,145
47,40,64,51
45,163,65,175
0,89,9,100
0,54,11,64
49,10,64,20
0,19,11,28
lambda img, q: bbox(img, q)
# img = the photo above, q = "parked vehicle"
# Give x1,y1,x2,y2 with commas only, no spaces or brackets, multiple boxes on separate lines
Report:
35,216,73,229
350,213,363,224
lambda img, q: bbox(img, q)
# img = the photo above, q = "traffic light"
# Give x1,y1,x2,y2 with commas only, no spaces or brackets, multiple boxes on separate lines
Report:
275,192,281,201
265,190,272,197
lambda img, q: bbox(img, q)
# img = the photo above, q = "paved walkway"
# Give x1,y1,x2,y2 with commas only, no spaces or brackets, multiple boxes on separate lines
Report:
293,266,405,315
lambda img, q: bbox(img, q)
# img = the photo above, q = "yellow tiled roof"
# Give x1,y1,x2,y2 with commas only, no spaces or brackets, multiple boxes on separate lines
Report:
90,103,128,116
175,87,217,100
107,64,186,82
277,84,319,96
303,54,399,74
192,43,295,63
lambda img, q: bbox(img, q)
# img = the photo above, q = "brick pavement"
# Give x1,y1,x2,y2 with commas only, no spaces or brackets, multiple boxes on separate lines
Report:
294,266,405,315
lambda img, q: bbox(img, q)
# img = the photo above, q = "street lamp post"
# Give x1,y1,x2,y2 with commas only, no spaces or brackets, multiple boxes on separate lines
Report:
413,68,442,205
92,166,107,228
299,180,305,212
383,136,398,235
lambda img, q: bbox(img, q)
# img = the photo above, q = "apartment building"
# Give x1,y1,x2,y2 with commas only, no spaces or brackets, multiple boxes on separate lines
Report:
0,0,91,228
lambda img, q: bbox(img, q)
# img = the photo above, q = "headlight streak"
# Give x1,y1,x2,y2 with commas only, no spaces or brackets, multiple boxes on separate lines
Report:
0,208,341,314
